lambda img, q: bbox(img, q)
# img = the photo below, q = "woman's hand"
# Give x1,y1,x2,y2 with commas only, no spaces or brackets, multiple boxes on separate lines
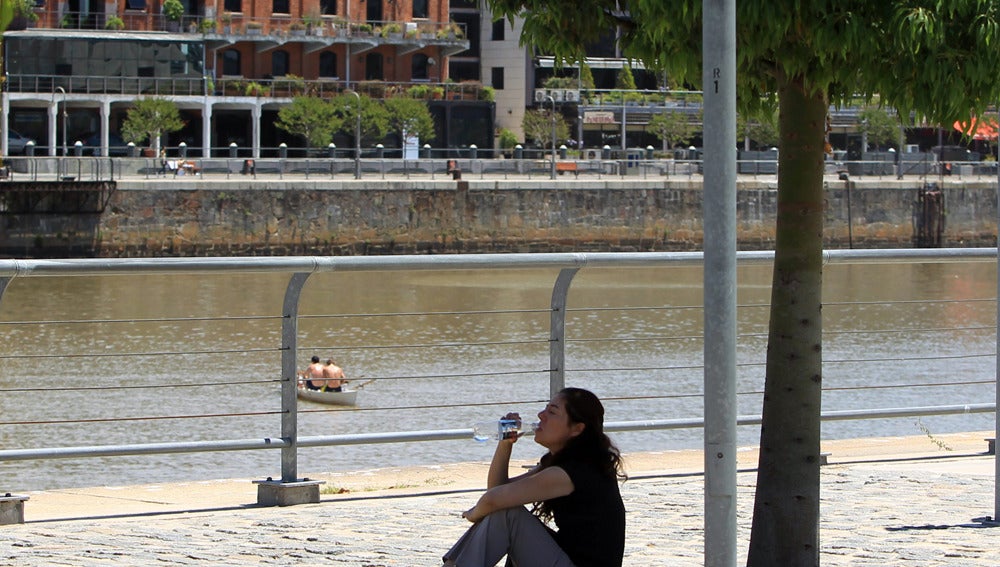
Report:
461,505,482,523
500,412,523,442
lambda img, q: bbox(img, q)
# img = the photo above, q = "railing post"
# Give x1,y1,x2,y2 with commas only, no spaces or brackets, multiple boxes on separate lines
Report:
253,270,326,506
549,268,580,397
280,272,311,482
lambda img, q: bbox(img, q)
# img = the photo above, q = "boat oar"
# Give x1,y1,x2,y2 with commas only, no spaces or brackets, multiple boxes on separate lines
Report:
352,379,376,390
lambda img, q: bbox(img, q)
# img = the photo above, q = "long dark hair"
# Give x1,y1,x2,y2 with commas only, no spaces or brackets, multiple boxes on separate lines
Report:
533,387,626,521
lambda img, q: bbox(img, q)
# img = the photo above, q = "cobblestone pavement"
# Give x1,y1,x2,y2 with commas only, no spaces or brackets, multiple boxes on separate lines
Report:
1,434,997,566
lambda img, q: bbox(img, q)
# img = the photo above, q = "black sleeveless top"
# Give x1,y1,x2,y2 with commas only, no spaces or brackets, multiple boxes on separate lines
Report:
548,459,626,567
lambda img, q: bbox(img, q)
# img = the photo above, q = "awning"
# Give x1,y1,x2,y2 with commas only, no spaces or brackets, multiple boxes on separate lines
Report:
953,117,998,140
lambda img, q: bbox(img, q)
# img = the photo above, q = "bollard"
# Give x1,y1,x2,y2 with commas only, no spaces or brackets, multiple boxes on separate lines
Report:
376,143,384,159
602,144,611,160
179,142,187,159
128,142,138,157
469,144,478,159
25,140,35,157
421,143,431,159
73,140,83,157
328,143,336,158
646,145,654,160
514,144,523,160
279,143,288,160
559,144,568,160
229,142,238,158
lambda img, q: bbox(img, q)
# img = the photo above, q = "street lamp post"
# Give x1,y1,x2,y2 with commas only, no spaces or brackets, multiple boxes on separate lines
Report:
346,90,361,179
546,95,556,179
55,86,67,157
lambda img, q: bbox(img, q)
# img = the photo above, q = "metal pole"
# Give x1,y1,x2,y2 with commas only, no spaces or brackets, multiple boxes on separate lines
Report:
346,90,361,179
702,0,738,565
551,95,557,179
995,104,999,524
280,272,311,483
549,268,580,397
56,86,67,157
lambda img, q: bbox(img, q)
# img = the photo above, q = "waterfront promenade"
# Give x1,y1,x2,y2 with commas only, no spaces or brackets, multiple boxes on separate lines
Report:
2,432,996,566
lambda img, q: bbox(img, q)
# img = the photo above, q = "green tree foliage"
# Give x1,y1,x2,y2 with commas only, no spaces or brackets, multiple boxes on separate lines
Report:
121,98,185,154
522,108,570,148
858,106,901,150
615,64,637,91
275,96,342,149
384,97,436,144
488,2,1000,564
737,110,780,149
579,63,596,92
648,110,698,151
332,93,389,148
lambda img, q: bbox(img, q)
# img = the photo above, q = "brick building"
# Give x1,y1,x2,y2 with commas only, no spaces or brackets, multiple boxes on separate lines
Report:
1,0,498,157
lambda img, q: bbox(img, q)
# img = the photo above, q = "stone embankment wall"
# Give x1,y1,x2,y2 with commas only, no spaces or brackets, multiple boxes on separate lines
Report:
2,178,996,257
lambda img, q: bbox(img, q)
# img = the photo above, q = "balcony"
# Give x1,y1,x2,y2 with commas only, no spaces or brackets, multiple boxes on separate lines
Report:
18,9,468,56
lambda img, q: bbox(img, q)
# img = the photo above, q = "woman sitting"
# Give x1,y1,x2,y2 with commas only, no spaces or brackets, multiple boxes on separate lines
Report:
443,387,626,567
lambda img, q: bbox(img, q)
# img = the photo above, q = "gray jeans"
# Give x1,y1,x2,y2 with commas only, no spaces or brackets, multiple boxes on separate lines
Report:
443,507,576,567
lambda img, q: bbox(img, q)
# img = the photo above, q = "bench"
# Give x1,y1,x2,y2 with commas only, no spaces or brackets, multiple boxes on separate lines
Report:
555,161,578,175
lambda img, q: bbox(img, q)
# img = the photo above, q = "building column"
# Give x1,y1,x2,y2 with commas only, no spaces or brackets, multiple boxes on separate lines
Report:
48,103,59,156
0,94,8,156
252,104,261,159
100,100,111,157
202,102,213,158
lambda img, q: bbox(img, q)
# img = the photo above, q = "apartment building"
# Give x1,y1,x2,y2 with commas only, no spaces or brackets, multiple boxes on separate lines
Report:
1,0,493,157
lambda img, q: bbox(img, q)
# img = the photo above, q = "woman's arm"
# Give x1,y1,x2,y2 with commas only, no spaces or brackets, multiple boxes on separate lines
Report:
463,466,574,523
486,439,517,488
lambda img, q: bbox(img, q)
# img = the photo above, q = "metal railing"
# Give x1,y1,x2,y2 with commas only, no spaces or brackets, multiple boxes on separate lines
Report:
2,155,997,183
0,250,995,493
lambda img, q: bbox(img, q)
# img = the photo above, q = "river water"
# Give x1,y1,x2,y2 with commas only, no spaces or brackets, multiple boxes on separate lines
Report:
0,262,996,491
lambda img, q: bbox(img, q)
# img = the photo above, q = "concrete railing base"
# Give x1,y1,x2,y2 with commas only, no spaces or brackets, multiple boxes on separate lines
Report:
253,479,324,507
0,494,29,524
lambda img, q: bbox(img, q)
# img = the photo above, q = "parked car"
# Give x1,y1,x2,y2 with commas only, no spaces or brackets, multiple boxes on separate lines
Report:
84,132,132,156
6,130,35,155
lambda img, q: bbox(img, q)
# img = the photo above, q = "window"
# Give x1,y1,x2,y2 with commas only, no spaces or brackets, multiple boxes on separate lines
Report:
125,0,147,10
412,0,428,19
411,53,430,80
320,0,336,16
272,50,290,77
491,67,504,90
319,52,337,78
224,0,241,12
273,0,290,14
365,53,383,80
492,19,505,41
222,50,241,76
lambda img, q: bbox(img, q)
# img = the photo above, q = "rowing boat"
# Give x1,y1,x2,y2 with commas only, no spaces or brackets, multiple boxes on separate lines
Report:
296,386,358,406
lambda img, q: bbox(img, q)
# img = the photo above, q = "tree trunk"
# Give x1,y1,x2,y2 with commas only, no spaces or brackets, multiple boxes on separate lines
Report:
746,78,826,566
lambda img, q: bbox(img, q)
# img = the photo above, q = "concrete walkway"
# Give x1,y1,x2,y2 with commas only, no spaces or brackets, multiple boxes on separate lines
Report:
1,432,997,566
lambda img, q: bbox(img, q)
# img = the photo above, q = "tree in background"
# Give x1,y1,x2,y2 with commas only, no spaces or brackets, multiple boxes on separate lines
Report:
121,98,185,155
275,96,342,150
332,93,389,149
487,1,1000,563
858,105,901,151
579,63,596,92
384,97,436,145
737,109,780,150
615,64,637,91
648,110,699,152
522,108,570,148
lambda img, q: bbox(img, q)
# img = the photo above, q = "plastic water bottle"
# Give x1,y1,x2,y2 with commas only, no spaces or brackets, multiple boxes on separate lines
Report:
472,418,539,442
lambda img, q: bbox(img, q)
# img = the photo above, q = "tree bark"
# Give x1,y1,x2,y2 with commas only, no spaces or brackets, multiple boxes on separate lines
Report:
747,77,826,566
